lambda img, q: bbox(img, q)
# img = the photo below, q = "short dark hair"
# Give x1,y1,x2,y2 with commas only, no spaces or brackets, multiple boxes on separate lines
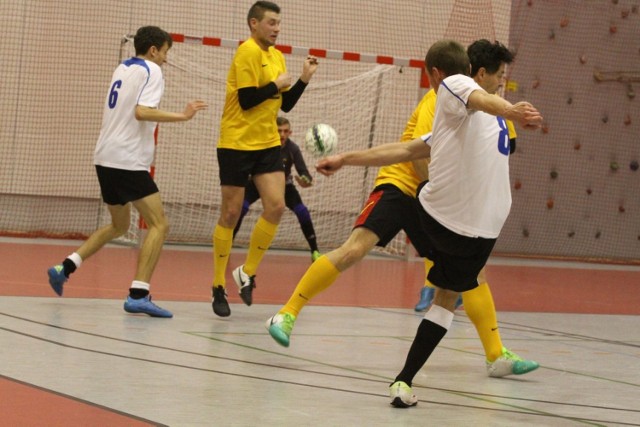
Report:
134,26,172,56
247,1,280,26
425,40,470,77
276,116,290,126
467,39,514,76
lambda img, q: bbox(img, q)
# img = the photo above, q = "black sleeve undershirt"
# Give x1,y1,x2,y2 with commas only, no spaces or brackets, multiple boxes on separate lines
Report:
237,82,278,110
237,79,308,112
280,79,308,112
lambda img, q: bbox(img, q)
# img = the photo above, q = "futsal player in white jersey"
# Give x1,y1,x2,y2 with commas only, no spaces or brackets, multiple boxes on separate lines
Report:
315,39,543,407
47,26,207,318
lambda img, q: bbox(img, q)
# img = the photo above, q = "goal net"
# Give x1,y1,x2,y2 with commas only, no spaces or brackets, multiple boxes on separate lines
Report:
113,37,422,256
0,0,511,259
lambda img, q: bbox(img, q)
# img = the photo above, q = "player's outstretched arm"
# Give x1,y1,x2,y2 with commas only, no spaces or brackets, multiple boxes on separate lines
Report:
467,90,543,130
316,138,430,176
135,100,208,123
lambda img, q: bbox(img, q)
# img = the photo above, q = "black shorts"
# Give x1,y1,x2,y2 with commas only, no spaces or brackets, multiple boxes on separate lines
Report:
353,184,431,257
217,147,284,187
416,185,496,292
95,165,159,206
244,181,304,210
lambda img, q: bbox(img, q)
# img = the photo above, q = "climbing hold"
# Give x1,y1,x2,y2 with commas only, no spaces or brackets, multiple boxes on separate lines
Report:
550,170,558,179
546,198,554,209
630,160,639,171
610,161,619,171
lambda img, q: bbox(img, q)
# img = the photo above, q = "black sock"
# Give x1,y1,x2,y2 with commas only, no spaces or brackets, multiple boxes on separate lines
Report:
62,258,77,277
299,220,318,252
394,319,448,386
129,288,150,299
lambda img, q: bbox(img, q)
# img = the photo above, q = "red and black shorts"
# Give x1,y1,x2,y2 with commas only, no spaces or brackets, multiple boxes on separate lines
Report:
353,184,432,257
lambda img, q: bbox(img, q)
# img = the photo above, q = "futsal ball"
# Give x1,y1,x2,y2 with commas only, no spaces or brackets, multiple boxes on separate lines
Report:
304,123,338,157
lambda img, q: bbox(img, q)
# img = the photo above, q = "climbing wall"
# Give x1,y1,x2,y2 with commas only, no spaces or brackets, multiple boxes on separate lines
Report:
497,0,640,263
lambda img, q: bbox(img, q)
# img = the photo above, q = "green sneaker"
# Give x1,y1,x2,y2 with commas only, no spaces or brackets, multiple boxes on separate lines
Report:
266,312,296,347
486,347,540,377
311,250,322,262
389,381,418,408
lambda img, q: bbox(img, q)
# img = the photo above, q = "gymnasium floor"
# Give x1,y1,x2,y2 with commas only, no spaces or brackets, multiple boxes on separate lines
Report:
1,239,639,426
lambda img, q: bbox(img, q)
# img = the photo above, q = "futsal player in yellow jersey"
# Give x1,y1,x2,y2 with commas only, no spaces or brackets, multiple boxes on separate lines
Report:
266,42,538,378
212,1,318,317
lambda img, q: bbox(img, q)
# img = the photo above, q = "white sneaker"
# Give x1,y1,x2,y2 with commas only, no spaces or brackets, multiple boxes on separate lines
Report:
486,347,540,378
232,265,255,306
389,381,418,408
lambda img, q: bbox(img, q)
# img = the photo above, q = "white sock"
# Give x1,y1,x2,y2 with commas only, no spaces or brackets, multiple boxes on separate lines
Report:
130,280,150,291
423,304,454,330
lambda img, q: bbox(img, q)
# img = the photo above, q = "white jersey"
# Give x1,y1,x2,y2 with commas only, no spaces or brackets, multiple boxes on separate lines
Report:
94,57,164,171
418,74,512,238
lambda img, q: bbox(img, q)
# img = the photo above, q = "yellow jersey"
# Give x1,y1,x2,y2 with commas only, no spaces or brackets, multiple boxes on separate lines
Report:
374,89,437,197
218,38,287,150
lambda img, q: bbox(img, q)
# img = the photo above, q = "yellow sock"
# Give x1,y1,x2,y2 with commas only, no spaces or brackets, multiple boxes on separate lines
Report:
243,216,278,276
213,224,234,287
424,258,435,288
282,256,340,317
462,282,504,362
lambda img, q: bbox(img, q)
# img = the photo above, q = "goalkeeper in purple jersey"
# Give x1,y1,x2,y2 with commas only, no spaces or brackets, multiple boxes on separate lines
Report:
234,117,321,262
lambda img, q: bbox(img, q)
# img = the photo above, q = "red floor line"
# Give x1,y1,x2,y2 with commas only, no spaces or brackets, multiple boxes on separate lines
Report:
0,375,164,426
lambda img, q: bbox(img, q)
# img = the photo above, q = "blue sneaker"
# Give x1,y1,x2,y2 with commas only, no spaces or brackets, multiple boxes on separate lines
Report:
414,286,463,312
47,265,67,296
124,295,173,318
414,286,434,312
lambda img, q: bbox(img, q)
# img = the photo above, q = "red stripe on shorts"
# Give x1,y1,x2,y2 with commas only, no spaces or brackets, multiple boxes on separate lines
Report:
354,189,383,227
